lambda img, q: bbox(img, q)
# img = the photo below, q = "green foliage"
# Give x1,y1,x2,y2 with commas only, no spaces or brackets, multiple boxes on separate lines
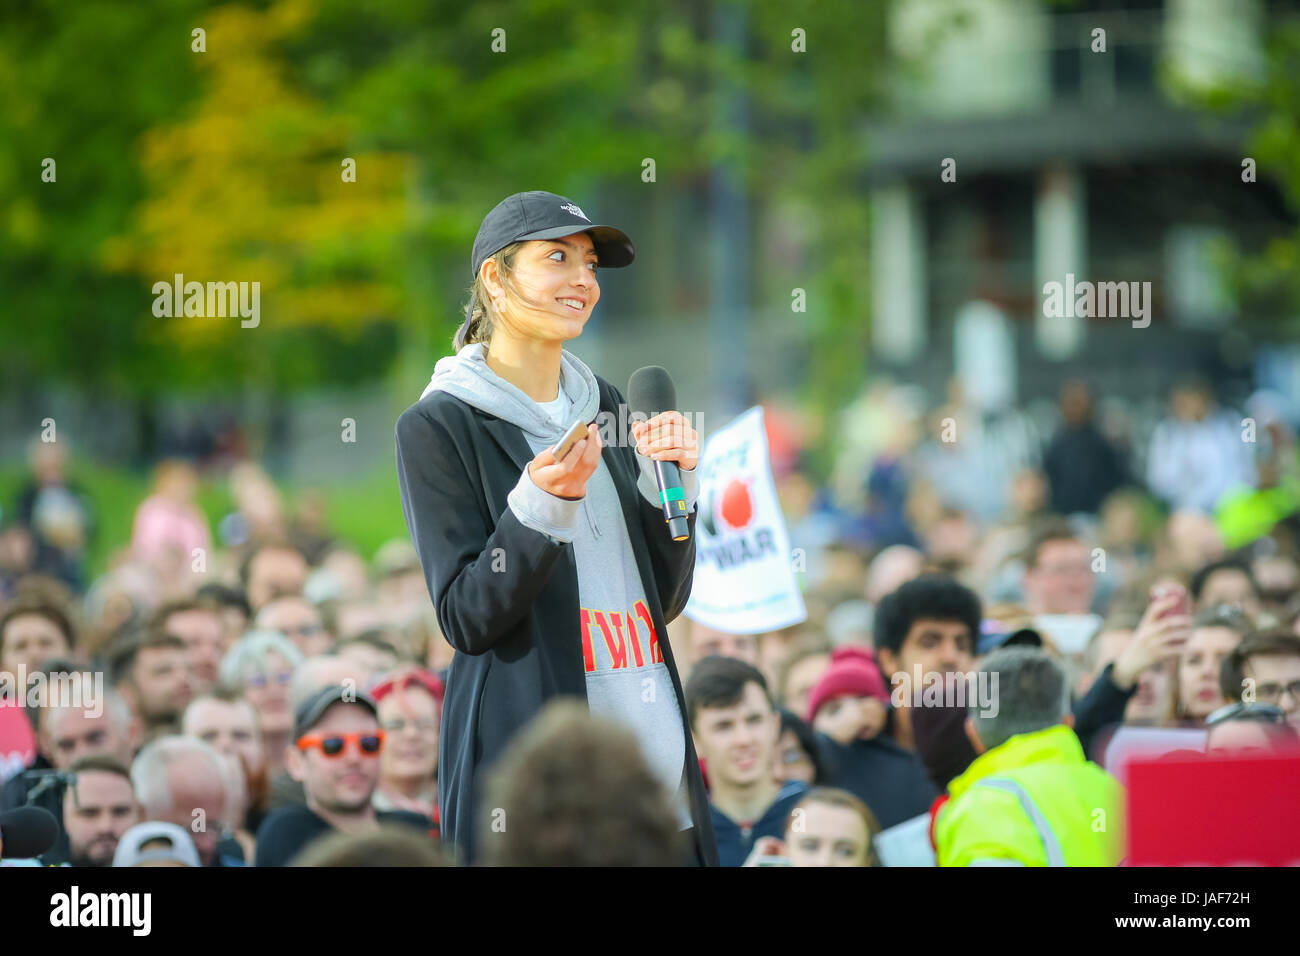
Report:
2,0,887,415
1164,17,1300,332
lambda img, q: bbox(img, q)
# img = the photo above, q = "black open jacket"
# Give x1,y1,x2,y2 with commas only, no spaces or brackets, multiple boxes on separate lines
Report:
395,373,719,866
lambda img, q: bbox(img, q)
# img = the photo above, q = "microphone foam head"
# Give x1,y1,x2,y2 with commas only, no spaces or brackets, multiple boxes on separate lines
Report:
0,805,60,859
627,366,677,417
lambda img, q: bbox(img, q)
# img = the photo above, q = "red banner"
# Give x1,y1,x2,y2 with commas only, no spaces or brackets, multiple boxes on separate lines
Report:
1127,751,1300,866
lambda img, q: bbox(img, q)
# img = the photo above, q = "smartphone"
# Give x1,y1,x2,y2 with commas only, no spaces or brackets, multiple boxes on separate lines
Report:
549,419,589,461
1150,583,1188,620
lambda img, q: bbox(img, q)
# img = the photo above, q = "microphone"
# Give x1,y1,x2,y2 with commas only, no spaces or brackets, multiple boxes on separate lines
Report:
0,806,60,860
628,366,690,542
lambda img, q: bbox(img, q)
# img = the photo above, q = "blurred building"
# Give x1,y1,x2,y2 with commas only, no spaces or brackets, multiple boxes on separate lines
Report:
865,0,1298,414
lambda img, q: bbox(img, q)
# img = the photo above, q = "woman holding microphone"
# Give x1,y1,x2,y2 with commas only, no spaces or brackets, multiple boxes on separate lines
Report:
395,190,717,865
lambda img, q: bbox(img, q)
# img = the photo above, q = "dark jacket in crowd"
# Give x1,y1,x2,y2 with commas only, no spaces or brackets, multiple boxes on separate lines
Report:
254,804,432,867
711,780,808,867
816,732,938,829
395,375,719,867
1071,661,1138,761
911,701,978,793
1042,422,1127,516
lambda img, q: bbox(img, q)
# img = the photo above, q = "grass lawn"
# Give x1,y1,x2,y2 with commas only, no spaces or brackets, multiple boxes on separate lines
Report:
0,461,411,583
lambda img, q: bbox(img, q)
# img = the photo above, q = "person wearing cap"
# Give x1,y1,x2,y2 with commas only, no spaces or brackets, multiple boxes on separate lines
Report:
805,646,937,829
395,190,716,865
113,821,202,867
253,685,432,866
131,735,247,866
806,646,891,741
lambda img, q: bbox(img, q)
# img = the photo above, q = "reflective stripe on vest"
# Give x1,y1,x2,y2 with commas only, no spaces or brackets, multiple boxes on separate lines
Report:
976,777,1067,867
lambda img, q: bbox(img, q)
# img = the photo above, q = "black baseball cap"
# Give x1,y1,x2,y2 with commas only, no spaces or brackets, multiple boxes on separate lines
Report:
293,684,378,740
466,191,634,319
977,621,1044,656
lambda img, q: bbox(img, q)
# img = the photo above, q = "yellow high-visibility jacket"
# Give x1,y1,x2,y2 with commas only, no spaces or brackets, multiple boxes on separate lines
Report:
934,724,1124,866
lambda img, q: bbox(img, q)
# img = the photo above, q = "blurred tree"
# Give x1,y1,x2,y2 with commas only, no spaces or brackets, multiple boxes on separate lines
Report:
99,0,410,391
1169,13,1300,332
1235,22,1300,330
3,0,892,473
0,0,208,400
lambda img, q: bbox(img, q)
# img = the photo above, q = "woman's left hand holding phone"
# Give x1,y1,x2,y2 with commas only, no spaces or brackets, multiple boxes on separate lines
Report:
528,423,602,500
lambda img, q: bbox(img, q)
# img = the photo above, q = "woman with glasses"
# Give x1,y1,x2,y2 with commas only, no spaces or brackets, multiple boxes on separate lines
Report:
217,630,303,774
369,668,443,828
1218,627,1300,727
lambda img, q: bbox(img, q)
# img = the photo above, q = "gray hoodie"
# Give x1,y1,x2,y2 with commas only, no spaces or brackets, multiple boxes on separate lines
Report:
421,343,699,828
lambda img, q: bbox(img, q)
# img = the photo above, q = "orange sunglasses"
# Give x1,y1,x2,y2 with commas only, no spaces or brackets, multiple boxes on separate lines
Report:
296,730,386,757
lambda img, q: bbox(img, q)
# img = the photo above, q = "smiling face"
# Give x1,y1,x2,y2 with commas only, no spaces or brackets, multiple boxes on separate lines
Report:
692,681,780,789
485,233,600,344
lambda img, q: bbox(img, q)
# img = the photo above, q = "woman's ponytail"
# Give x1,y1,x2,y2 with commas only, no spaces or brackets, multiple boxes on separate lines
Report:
453,241,533,351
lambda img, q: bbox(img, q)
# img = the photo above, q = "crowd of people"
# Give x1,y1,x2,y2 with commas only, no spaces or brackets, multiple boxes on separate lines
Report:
1,373,1298,867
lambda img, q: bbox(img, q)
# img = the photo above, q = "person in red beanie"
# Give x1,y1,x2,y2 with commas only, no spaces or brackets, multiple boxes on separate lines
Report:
807,646,891,746
369,668,443,831
806,646,937,829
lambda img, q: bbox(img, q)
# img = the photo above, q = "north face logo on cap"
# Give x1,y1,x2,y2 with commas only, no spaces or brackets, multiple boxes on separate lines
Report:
559,202,589,221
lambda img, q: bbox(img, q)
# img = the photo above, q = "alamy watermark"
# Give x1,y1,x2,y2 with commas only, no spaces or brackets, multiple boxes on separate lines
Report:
0,666,103,717
1042,273,1151,329
152,273,259,328
890,666,999,718
595,404,703,452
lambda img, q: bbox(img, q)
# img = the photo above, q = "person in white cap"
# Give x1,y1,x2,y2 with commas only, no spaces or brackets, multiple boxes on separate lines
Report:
112,821,201,867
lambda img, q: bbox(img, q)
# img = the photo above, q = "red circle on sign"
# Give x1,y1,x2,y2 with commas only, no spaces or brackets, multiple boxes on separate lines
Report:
719,478,754,531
